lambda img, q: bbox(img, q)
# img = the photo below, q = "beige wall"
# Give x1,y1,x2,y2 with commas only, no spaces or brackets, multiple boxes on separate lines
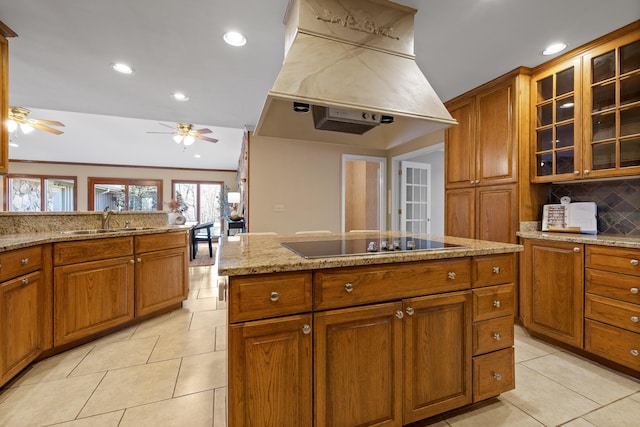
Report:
4,161,238,211
249,136,385,234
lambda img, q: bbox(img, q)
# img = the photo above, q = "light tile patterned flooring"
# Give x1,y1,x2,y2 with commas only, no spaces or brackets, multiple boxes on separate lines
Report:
0,260,639,426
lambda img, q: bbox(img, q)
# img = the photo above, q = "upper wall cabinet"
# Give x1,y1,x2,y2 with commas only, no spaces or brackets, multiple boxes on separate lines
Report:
0,21,18,176
531,23,640,182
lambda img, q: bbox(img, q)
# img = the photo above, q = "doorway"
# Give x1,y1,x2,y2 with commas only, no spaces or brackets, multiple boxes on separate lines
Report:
341,155,387,232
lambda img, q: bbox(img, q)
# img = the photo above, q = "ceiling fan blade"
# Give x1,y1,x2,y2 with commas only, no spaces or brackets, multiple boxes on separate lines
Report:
146,131,175,134
34,119,65,127
30,122,64,135
197,135,218,143
158,122,176,130
194,128,212,134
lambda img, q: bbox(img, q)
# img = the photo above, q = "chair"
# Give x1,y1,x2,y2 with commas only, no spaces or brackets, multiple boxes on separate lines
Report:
191,222,214,259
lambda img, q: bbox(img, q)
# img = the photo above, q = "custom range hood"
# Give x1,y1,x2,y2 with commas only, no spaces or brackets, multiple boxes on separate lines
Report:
254,0,456,149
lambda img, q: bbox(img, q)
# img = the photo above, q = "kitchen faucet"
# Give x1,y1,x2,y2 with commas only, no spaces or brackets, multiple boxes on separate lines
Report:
102,206,113,229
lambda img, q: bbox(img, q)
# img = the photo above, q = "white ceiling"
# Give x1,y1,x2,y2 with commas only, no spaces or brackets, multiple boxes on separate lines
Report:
2,0,639,169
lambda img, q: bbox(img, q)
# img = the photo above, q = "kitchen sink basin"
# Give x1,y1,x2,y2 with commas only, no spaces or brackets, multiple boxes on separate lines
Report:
61,227,158,235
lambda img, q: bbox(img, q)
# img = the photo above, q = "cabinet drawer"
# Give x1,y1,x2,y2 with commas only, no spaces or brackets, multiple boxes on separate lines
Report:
472,316,514,356
0,245,42,282
472,254,516,288
135,231,187,253
54,237,133,265
586,245,640,276
586,269,640,304
585,294,640,333
472,347,515,402
472,283,515,321
585,319,640,371
229,272,312,323
314,258,471,310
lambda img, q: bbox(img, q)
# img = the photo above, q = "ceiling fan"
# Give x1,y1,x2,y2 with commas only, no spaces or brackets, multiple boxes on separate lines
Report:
7,106,65,135
147,122,218,146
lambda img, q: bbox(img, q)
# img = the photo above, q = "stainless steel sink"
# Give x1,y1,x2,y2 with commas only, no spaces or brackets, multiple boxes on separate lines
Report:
61,227,158,235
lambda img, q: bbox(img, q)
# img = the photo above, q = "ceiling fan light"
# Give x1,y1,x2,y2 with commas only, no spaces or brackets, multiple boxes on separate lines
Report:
112,62,135,74
173,134,184,143
172,92,189,102
6,119,17,133
223,31,247,47
183,135,195,146
20,123,34,134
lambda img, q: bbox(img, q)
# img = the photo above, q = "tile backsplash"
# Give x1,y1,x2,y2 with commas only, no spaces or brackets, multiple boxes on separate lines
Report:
549,179,640,236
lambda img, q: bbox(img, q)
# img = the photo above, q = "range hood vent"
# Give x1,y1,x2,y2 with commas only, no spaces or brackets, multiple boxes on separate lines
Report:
311,105,390,135
254,0,456,149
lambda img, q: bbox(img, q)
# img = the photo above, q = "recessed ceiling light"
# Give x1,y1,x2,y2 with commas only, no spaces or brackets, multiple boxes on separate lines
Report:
223,31,247,47
112,62,135,74
9,142,19,147
172,92,189,102
194,154,201,158
543,43,567,56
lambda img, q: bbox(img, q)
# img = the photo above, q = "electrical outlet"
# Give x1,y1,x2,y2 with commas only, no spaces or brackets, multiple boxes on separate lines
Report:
273,204,285,212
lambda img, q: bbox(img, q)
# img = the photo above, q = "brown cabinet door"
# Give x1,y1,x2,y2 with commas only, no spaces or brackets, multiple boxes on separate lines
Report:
445,98,476,188
315,302,403,427
0,271,43,385
445,188,475,239
521,239,584,347
403,291,472,424
476,184,517,243
0,35,8,175
135,247,188,318
228,314,312,427
54,256,134,346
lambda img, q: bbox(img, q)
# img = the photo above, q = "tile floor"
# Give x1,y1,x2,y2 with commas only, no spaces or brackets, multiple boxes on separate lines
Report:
0,258,639,426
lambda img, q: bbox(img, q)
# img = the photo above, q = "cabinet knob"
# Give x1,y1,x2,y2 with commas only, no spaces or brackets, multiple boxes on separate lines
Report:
493,300,501,308
344,283,354,293
631,259,639,266
137,258,142,263
21,257,29,265
493,372,502,381
22,278,29,285
395,310,404,319
493,332,502,341
584,169,590,175
470,180,475,184
631,316,639,323
406,307,414,316
447,272,456,280
573,171,580,176
492,266,500,274
631,349,639,357
130,259,135,264
302,324,311,335
475,180,480,184
631,288,639,294
270,291,279,302
573,247,580,253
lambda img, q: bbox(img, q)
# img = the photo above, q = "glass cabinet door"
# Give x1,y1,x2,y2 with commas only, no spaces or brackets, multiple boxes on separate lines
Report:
583,33,640,178
531,58,581,182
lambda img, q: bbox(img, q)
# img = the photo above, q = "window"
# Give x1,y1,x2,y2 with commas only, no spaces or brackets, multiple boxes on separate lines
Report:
4,175,76,211
89,178,162,211
172,180,224,235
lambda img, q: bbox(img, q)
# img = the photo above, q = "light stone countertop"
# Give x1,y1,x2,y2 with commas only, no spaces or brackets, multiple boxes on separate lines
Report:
218,232,523,276
517,231,640,249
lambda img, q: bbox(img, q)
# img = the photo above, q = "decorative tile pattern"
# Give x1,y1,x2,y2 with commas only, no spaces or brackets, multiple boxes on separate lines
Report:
550,179,640,236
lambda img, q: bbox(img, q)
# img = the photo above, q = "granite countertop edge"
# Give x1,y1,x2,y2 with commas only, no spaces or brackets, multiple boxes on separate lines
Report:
517,231,640,249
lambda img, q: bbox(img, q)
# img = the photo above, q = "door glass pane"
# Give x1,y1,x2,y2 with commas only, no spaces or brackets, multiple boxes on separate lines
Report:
620,105,640,137
538,103,553,126
94,184,125,211
620,40,640,74
174,183,198,222
621,137,640,168
536,153,553,176
592,112,616,142
45,179,75,211
128,185,158,211
537,76,553,102
8,177,41,211
556,96,574,122
556,123,574,148
592,50,615,83
592,82,616,112
556,149,575,175
201,184,222,235
556,67,574,96
592,142,616,170
537,128,553,151
620,74,640,106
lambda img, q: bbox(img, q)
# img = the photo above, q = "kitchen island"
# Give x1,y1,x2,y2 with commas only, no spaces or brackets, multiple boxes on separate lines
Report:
218,232,522,426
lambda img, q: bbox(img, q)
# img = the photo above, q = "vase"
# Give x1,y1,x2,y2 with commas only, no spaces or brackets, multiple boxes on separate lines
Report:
167,212,186,225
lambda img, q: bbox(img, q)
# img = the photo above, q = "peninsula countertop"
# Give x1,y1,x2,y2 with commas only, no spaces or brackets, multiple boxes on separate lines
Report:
517,231,640,249
217,232,523,276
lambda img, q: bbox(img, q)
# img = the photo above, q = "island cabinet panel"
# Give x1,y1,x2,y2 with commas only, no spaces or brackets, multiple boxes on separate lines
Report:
314,302,403,427
54,237,133,265
228,314,312,427
313,258,471,310
472,347,515,401
403,292,472,423
54,256,134,346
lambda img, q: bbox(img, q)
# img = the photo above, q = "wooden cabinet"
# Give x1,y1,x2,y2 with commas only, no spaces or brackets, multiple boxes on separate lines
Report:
521,239,584,347
134,232,189,318
0,245,46,386
0,22,17,175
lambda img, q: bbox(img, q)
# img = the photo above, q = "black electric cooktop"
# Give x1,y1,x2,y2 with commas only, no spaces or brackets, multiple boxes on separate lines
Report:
281,237,466,259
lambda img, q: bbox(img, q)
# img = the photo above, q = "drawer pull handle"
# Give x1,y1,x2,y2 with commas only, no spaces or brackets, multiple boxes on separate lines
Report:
631,349,639,357
492,266,500,274
493,332,501,341
631,316,639,323
630,287,639,294
302,324,311,335
270,292,279,302
395,310,404,319
344,283,354,293
493,300,501,308
21,258,29,265
137,258,142,263
573,247,580,253
406,307,414,316
22,278,29,285
130,259,135,264
447,272,456,280
493,372,502,381
632,259,639,266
